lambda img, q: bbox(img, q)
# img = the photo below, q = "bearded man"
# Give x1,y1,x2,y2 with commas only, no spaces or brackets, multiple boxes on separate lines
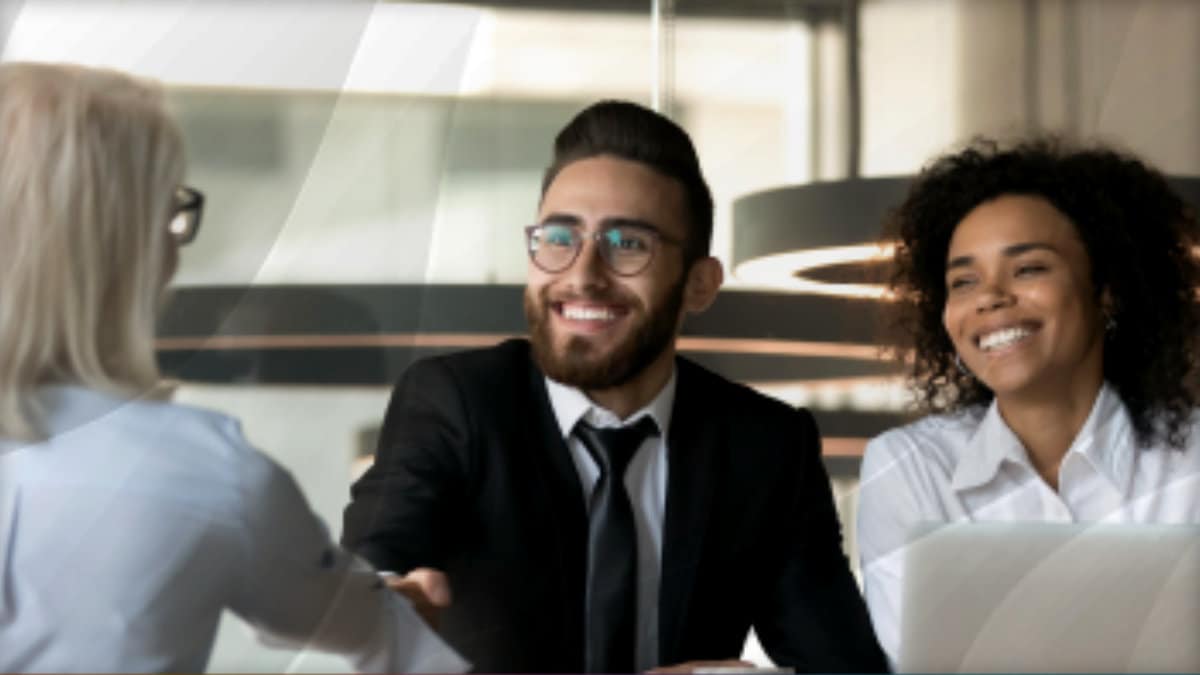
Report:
341,101,886,674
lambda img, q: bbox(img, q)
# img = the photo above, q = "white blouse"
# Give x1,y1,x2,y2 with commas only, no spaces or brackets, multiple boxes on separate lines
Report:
0,386,467,673
856,383,1200,667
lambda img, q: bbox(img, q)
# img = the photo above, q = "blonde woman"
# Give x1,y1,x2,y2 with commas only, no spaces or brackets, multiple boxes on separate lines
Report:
0,62,466,673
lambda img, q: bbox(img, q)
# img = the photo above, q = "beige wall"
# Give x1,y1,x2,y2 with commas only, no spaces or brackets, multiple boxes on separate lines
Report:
861,0,1200,175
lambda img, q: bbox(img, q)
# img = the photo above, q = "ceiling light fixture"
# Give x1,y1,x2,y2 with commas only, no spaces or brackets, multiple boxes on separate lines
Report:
731,177,912,298
733,242,895,299
732,177,1200,298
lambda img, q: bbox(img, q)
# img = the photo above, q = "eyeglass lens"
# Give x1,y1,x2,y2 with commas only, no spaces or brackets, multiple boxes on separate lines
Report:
168,211,196,242
530,223,655,275
169,187,202,244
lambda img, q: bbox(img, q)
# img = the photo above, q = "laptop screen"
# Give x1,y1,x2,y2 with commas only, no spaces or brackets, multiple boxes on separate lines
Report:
899,522,1200,673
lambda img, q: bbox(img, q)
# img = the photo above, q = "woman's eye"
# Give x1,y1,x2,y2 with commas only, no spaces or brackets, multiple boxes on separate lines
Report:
1015,263,1047,276
947,276,974,291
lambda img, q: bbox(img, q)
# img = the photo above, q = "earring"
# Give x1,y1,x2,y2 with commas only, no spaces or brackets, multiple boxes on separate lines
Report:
955,353,972,377
1105,315,1117,333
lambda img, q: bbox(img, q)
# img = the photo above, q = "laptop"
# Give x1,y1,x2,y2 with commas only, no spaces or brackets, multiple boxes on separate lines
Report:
899,522,1200,673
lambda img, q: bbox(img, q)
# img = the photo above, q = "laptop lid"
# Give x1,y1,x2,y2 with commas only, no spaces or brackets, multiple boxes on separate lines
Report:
899,522,1200,673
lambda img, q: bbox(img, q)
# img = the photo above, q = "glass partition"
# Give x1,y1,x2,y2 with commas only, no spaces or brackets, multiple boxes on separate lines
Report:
6,0,1198,669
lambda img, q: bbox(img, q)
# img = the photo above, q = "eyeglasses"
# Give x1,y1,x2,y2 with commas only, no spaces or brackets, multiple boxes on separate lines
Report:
169,186,204,245
524,220,683,277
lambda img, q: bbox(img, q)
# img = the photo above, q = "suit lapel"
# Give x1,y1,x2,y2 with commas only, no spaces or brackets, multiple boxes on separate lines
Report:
525,361,587,526
523,357,588,668
658,359,721,664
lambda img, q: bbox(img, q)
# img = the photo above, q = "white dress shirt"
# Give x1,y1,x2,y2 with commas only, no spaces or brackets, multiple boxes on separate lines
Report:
544,371,675,672
856,382,1200,667
0,385,468,673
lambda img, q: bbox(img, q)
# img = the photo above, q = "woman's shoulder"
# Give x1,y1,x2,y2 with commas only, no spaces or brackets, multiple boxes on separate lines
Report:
864,408,983,469
33,385,276,493
75,387,250,453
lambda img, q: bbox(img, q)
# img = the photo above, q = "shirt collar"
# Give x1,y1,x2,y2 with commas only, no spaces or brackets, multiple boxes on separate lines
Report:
951,401,1026,492
1065,382,1135,497
544,369,677,439
950,382,1134,496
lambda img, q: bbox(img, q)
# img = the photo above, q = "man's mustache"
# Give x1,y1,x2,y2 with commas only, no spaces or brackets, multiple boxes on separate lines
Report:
536,288,639,307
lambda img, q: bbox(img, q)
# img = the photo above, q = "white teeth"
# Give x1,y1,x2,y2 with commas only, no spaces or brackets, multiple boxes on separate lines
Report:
979,326,1033,351
563,306,617,321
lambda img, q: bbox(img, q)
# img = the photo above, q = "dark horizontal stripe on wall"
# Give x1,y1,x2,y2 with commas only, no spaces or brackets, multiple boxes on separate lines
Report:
159,285,527,338
822,456,863,478
815,410,914,438
160,284,891,345
158,345,463,386
156,345,900,387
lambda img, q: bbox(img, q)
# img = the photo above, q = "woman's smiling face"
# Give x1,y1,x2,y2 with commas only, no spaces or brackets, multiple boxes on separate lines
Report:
941,194,1107,403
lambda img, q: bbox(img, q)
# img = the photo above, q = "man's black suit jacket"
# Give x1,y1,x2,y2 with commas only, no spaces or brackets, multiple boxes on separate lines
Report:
342,339,886,672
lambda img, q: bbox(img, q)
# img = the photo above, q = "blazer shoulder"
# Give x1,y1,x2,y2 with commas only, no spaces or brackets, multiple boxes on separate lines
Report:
407,338,533,385
677,356,810,425
675,358,817,464
862,409,979,476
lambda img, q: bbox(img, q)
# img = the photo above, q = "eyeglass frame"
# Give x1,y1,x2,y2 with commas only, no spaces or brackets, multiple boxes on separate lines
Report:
169,186,204,245
523,218,686,277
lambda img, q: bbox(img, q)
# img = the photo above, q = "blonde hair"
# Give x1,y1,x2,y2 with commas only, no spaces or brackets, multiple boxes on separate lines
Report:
0,63,185,439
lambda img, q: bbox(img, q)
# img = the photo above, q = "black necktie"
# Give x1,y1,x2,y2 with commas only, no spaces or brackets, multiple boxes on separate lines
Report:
575,417,659,674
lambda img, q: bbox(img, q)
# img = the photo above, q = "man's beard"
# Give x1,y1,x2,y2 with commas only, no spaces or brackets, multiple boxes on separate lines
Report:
524,278,685,390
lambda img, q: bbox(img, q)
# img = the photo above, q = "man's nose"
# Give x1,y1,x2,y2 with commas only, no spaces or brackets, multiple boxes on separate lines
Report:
562,235,610,290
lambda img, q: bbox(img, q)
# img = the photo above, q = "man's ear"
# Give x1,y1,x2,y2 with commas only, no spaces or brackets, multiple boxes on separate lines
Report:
683,256,723,313
1100,286,1117,325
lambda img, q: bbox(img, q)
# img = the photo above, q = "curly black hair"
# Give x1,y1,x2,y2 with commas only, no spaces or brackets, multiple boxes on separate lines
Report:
886,137,1200,448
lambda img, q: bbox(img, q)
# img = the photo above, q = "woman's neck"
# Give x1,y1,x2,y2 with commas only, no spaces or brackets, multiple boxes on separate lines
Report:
995,381,1103,491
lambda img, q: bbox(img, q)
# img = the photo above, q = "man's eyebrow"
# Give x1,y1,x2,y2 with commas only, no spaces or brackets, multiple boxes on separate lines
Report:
598,216,660,232
946,242,1058,271
537,213,582,226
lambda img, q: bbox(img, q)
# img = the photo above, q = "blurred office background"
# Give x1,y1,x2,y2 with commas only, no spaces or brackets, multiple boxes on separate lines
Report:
3,0,1198,669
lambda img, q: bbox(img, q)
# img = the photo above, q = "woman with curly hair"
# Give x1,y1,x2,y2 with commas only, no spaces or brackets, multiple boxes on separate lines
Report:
856,137,1200,666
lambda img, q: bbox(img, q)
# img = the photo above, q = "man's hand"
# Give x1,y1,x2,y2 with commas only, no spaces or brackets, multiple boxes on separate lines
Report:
383,567,452,628
647,659,758,674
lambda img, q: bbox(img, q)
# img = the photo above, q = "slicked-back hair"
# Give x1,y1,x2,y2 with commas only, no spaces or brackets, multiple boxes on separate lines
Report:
886,136,1200,448
541,100,713,266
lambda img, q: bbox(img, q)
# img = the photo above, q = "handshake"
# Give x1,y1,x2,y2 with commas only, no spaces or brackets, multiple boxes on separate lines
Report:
381,568,785,674
380,568,452,629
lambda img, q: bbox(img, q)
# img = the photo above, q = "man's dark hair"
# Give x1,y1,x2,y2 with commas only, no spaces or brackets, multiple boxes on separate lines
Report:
886,136,1200,448
542,100,714,265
